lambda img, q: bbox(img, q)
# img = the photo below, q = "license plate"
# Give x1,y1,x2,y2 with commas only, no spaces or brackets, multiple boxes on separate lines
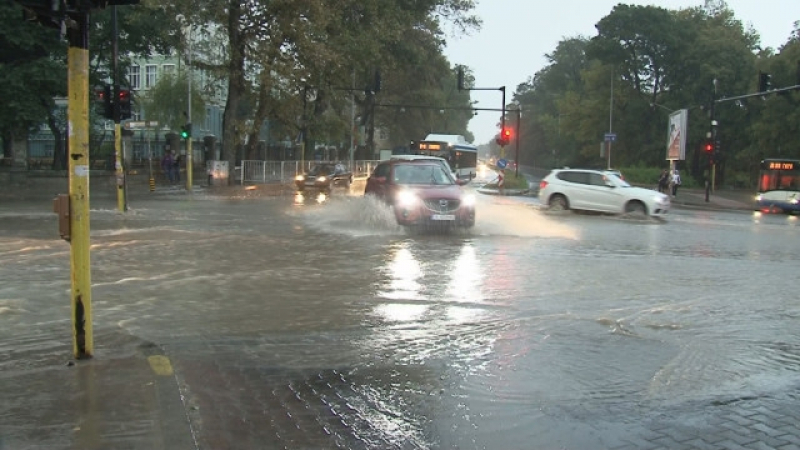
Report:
431,214,455,221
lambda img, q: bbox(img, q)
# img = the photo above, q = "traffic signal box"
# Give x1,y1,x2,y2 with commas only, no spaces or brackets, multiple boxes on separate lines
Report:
95,84,132,121
495,127,513,146
180,123,192,140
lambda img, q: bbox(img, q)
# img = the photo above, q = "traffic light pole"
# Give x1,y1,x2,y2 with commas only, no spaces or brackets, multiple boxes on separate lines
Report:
112,6,127,211
185,22,193,192
66,9,93,359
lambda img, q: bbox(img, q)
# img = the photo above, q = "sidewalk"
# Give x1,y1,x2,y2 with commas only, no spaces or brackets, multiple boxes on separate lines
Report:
0,331,196,450
671,187,755,211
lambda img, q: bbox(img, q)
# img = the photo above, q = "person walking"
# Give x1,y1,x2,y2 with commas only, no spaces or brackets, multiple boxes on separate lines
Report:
671,169,682,197
172,151,181,183
161,149,175,184
657,169,669,193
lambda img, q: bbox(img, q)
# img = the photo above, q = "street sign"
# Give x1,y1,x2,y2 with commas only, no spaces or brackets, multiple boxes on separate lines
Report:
124,121,159,130
497,158,508,169
604,133,617,142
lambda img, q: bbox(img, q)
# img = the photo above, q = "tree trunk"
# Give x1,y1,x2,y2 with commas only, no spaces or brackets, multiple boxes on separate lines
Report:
222,0,246,185
45,109,67,170
1,130,12,165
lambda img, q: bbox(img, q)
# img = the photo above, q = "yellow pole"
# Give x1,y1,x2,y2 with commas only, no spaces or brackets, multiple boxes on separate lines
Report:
186,137,192,191
115,122,125,210
67,15,93,359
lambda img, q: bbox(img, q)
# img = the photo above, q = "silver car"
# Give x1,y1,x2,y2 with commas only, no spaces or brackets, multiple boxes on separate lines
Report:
538,168,670,217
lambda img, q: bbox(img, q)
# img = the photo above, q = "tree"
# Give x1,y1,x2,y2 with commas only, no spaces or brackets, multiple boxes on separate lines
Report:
139,72,206,132
0,0,65,167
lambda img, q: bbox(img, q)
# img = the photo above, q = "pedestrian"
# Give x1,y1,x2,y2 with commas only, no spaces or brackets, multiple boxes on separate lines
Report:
657,169,669,193
671,169,681,197
161,150,174,183
172,151,181,183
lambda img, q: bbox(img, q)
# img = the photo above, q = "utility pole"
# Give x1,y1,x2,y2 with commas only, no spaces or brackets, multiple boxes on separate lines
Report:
65,7,93,360
112,6,127,211
185,22,193,191
607,71,614,170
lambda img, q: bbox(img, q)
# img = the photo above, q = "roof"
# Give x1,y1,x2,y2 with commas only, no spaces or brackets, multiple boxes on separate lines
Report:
422,134,470,145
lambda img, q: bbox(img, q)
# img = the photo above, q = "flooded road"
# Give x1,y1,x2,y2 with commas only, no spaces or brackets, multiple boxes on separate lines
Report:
2,187,799,449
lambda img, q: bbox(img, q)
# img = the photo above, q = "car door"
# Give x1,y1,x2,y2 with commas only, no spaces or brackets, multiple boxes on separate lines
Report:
559,171,592,210
366,162,390,199
586,172,624,212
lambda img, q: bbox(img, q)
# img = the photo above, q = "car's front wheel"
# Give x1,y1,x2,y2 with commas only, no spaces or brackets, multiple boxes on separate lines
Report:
549,194,569,211
624,200,647,216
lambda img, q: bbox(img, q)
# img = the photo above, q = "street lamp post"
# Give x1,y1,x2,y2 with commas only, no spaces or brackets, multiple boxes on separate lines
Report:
185,22,193,191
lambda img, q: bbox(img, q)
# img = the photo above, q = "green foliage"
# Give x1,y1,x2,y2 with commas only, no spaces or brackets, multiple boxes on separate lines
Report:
515,3,800,188
139,73,206,132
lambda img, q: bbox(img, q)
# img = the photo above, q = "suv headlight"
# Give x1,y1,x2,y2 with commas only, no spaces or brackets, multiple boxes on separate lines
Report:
295,175,305,181
317,176,327,183
397,190,419,208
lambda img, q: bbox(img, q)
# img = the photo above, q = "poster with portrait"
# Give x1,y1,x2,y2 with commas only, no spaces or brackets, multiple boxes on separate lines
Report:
666,109,688,161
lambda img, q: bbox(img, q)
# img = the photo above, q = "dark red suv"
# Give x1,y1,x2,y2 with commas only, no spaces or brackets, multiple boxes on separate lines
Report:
364,159,475,228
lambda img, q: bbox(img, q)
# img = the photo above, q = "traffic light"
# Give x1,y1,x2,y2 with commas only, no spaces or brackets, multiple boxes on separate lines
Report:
117,87,132,120
502,127,513,142
703,141,714,154
180,123,192,140
758,71,771,92
95,85,113,119
495,129,511,146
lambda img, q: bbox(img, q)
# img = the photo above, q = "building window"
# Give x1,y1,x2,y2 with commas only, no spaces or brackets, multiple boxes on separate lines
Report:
145,65,157,88
162,64,175,76
128,65,140,90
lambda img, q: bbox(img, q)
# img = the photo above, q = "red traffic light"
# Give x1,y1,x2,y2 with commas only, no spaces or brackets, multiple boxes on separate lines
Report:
502,127,512,140
703,142,713,153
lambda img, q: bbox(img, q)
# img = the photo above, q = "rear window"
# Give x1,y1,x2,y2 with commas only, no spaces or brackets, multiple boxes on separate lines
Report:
557,171,590,185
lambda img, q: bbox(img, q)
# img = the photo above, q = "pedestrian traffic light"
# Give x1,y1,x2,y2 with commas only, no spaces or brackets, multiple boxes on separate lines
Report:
758,71,771,92
95,85,112,119
180,123,192,140
117,87,132,120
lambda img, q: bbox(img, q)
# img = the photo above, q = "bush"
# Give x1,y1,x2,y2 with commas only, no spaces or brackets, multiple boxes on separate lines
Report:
481,169,529,190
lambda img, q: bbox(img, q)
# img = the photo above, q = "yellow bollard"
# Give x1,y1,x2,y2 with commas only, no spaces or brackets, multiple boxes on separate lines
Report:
149,177,155,192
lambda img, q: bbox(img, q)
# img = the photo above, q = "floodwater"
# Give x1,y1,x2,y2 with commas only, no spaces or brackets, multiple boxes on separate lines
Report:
2,185,799,449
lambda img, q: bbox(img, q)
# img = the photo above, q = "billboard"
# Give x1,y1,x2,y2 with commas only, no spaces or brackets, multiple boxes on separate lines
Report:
666,109,688,160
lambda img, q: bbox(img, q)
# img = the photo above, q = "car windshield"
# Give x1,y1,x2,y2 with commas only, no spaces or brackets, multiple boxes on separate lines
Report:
308,165,332,176
393,164,454,185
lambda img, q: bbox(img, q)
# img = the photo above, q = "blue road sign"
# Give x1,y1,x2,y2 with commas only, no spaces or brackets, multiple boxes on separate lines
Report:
497,158,508,169
604,133,617,142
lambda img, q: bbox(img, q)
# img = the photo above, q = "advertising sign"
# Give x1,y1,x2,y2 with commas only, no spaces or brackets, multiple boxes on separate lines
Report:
666,109,688,160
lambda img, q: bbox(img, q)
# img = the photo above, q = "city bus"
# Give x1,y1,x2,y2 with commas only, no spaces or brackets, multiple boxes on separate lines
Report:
416,134,478,180
756,158,800,214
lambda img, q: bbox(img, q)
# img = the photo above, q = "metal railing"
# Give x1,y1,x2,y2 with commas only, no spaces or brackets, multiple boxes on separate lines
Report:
237,160,381,184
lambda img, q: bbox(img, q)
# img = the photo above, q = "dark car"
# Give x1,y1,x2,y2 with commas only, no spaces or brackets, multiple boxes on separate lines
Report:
295,163,352,192
364,159,475,228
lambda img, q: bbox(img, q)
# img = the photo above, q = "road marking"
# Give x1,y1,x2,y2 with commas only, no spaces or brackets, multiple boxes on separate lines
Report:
147,355,174,376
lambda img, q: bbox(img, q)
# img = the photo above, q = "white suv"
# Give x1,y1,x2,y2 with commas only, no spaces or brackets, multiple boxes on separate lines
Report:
538,168,670,217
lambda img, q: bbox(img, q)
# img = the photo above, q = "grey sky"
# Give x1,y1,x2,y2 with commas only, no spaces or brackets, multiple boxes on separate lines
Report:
443,1,800,146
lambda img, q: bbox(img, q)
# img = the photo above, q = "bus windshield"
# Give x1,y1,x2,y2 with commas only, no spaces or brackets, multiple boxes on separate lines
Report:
758,159,800,193
416,139,478,180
